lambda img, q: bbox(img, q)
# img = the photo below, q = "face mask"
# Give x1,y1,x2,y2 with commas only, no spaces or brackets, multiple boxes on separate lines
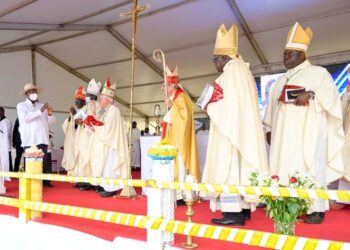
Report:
85,96,91,104
29,93,38,102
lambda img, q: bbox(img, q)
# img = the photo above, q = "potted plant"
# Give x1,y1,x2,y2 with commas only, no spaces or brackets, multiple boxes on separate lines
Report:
250,171,318,235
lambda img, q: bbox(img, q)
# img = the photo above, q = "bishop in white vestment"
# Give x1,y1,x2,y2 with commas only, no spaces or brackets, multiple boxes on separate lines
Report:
89,80,129,197
201,24,268,226
61,86,86,176
263,22,345,224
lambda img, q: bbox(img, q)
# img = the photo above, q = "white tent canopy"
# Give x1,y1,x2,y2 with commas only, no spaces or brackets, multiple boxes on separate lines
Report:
0,0,350,146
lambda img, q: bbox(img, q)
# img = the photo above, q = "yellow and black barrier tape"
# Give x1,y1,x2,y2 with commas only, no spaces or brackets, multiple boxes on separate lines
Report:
19,200,349,250
1,171,350,201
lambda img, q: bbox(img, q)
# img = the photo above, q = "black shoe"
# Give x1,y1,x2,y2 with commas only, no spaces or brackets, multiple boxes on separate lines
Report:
95,186,104,193
79,184,94,191
74,182,84,188
43,182,54,188
256,203,266,208
242,209,251,220
100,191,117,197
304,212,325,224
211,212,245,226
176,199,186,206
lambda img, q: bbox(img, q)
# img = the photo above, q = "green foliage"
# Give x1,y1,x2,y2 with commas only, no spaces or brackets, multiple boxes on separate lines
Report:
261,196,309,224
250,170,318,225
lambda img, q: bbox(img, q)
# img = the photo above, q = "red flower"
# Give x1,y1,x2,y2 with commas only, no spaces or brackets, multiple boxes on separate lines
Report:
271,175,279,181
290,177,297,184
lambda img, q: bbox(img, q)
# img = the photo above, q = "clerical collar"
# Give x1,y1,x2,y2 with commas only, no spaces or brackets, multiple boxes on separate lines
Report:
286,60,310,76
223,57,244,72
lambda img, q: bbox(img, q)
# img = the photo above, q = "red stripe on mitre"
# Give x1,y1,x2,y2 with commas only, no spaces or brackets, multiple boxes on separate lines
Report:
166,76,179,84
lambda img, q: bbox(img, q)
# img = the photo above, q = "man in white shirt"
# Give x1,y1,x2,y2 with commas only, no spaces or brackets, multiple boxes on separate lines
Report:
130,121,141,171
143,127,151,136
0,107,12,172
17,83,56,187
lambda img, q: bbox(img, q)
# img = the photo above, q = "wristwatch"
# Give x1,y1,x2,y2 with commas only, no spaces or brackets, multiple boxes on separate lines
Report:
308,90,315,100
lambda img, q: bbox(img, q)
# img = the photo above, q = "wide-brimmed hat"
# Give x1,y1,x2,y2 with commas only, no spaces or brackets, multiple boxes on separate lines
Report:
20,83,43,96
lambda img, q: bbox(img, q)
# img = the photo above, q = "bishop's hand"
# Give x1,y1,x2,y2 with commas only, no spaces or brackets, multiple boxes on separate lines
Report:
41,103,49,112
70,107,76,115
75,118,83,125
165,98,173,109
294,92,311,106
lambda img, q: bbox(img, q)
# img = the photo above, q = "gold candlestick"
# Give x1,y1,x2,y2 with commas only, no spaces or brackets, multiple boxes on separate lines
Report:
182,200,198,249
154,104,161,136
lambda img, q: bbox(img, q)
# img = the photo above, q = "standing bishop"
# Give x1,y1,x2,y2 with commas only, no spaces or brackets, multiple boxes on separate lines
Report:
162,65,200,205
201,24,268,225
61,86,86,176
263,22,345,224
75,79,101,191
89,80,129,197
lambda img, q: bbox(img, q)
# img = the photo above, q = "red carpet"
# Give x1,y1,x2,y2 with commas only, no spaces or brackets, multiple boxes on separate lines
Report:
1,173,350,250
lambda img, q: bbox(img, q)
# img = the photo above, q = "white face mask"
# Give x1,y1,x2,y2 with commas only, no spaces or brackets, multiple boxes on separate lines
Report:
29,93,38,102
85,96,91,104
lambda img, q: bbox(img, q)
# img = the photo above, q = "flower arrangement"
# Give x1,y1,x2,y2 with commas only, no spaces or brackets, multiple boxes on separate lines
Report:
249,170,319,235
23,145,45,158
147,139,177,160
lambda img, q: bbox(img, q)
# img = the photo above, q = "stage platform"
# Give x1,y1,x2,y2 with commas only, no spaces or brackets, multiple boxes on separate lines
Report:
0,172,349,250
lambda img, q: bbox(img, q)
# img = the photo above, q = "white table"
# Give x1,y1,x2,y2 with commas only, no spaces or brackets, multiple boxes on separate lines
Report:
51,148,64,173
140,135,208,194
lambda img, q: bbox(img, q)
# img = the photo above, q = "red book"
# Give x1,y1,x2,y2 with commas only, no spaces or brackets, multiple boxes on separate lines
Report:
197,82,224,110
278,85,306,103
83,115,104,127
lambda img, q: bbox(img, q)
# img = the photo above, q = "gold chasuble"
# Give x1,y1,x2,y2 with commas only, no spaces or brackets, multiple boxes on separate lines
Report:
163,88,200,182
202,58,268,187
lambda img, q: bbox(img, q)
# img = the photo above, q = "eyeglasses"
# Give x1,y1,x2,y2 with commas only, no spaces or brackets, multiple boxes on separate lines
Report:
283,51,300,58
212,56,221,62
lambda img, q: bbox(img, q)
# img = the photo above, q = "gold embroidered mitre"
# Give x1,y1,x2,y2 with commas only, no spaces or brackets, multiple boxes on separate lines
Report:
285,22,313,52
101,77,117,100
214,24,238,58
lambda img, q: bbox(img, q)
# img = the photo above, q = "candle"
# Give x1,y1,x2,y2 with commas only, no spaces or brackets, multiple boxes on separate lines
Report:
185,175,195,202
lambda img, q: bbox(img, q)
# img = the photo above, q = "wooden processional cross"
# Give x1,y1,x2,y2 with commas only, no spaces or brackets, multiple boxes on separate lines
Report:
119,0,147,198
